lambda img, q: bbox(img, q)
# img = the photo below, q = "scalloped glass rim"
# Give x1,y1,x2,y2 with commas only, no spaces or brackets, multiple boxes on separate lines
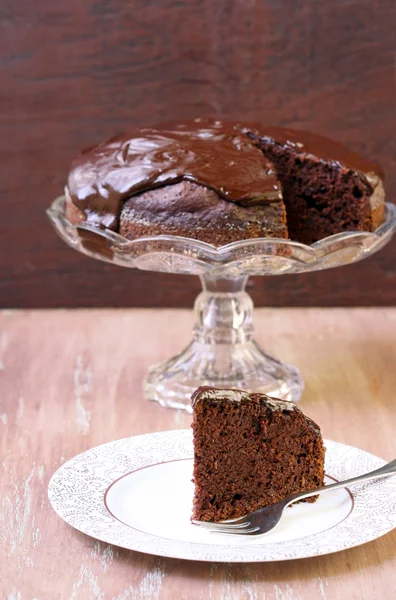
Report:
47,196,396,276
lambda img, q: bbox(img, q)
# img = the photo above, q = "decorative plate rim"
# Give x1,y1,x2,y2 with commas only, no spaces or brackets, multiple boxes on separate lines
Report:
48,429,396,562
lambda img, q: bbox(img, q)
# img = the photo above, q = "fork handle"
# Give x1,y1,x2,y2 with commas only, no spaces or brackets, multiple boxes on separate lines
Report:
286,458,396,506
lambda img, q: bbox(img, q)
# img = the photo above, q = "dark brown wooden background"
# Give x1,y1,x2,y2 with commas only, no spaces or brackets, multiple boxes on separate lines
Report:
1,0,395,308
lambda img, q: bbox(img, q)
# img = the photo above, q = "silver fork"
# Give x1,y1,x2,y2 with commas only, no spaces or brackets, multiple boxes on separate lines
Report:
192,458,396,536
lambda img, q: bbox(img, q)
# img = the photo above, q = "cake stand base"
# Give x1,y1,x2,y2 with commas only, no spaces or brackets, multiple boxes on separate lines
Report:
143,275,304,412
144,340,303,412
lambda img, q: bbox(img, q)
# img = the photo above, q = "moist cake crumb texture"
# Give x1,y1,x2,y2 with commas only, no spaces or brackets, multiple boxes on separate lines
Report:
191,386,325,522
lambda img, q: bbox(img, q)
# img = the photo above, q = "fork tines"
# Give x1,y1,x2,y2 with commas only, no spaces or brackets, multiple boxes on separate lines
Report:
192,519,260,535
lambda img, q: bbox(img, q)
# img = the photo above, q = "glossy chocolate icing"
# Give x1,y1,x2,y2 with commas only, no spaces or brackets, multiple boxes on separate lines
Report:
67,118,383,231
67,119,281,230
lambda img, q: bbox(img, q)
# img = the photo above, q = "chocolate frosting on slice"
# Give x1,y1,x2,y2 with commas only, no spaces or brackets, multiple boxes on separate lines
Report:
67,118,281,229
191,386,296,411
191,386,322,434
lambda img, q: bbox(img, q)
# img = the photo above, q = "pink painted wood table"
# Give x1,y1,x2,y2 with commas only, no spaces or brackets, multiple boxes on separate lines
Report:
1,308,396,599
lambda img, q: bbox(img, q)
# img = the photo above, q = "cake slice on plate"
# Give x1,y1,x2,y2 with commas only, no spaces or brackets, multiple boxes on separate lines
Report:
191,387,325,522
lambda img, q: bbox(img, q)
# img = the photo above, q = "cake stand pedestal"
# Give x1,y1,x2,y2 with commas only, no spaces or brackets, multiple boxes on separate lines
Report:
144,274,302,409
48,197,396,412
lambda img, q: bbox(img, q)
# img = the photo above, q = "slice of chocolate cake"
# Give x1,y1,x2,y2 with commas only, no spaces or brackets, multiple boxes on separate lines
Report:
191,387,325,522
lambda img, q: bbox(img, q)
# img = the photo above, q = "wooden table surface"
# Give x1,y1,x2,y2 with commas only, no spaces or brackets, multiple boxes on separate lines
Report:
1,308,396,599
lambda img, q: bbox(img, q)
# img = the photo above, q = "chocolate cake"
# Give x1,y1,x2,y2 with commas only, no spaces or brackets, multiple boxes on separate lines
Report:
65,118,385,246
191,387,325,522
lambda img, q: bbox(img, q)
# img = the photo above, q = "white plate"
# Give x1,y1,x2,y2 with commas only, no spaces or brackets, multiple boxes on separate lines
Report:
48,429,396,562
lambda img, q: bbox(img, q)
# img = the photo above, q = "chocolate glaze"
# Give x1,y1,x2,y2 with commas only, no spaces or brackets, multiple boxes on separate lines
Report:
67,118,384,231
191,387,323,435
67,118,281,230
191,386,295,410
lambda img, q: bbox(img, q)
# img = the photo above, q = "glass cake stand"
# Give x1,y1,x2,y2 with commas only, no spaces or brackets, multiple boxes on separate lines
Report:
48,197,396,411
